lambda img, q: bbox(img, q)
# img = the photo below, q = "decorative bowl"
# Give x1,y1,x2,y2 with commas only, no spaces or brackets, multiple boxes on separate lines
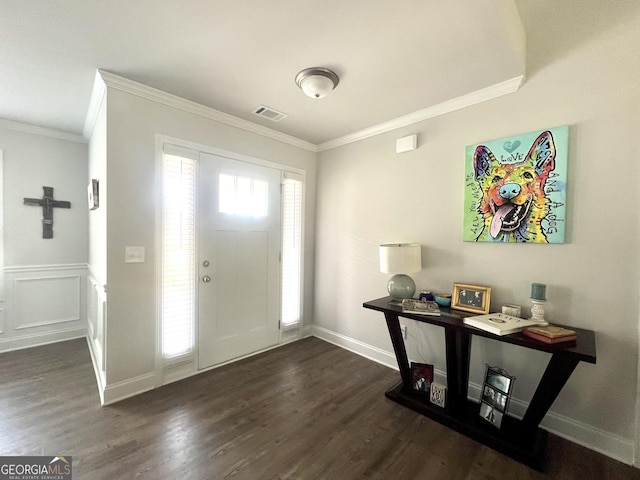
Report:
434,294,452,307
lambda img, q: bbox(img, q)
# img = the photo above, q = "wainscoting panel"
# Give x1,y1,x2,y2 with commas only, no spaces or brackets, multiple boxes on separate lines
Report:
86,269,106,404
15,275,80,329
1,264,87,352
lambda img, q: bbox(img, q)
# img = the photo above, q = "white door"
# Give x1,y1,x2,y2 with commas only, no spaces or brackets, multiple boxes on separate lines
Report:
198,153,281,369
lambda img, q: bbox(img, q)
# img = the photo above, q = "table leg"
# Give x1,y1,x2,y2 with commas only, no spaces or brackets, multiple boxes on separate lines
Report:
383,311,411,388
521,352,580,431
445,329,471,414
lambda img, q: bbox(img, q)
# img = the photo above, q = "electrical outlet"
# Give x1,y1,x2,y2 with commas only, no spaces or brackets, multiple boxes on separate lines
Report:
400,325,408,340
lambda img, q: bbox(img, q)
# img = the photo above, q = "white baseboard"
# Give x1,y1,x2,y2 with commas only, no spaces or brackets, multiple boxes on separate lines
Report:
102,372,156,406
311,325,398,370
310,325,635,465
540,408,634,465
86,335,106,405
0,326,86,353
302,324,314,339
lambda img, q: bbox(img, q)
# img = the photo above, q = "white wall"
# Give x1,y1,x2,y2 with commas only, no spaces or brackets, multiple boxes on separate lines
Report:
97,83,316,401
314,6,640,463
87,92,107,285
0,124,88,351
86,89,108,400
1,127,88,265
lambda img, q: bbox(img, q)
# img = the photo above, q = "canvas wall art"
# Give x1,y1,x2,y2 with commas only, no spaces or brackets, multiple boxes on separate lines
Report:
463,126,569,243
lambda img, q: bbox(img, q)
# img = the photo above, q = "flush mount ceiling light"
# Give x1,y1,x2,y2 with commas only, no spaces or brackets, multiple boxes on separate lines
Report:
295,67,339,99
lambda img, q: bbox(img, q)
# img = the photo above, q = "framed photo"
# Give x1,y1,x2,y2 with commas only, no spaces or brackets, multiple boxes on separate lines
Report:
452,283,491,314
87,179,99,210
410,362,433,394
430,382,447,408
479,365,515,428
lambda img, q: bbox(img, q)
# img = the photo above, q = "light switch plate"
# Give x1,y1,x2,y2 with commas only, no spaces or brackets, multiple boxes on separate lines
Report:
125,246,145,263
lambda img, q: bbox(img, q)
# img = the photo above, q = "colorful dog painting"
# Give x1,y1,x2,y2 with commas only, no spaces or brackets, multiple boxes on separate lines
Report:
463,127,568,243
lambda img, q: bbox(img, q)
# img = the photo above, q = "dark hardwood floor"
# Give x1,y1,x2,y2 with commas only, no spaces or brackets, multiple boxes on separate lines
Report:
0,337,638,479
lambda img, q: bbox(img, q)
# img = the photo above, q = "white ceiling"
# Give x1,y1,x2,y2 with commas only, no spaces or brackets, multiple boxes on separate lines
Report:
1,0,526,146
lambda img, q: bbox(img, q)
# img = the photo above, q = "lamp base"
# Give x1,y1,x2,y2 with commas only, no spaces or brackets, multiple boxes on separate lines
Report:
388,274,416,303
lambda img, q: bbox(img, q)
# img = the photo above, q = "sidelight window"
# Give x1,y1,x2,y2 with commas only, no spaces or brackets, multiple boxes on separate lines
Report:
281,173,303,327
161,151,196,363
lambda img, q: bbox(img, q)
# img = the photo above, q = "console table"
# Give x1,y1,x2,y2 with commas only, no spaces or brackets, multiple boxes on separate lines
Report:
363,297,596,470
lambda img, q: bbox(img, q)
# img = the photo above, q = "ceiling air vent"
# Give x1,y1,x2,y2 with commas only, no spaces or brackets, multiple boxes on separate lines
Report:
252,105,287,122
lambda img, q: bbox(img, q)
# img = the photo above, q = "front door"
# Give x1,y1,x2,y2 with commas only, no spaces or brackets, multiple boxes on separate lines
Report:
198,153,281,369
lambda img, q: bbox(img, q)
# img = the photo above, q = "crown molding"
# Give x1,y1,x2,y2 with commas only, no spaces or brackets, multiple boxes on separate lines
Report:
83,71,107,139
96,70,318,153
0,119,85,144
83,70,524,153
317,75,525,152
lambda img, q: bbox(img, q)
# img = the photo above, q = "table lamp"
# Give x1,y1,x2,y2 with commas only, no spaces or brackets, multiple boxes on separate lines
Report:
379,243,422,303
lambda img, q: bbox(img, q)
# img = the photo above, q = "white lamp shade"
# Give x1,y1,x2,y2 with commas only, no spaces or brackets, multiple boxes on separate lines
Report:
379,243,422,274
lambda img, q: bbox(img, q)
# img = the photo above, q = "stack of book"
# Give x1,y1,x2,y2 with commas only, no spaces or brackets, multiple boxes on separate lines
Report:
522,324,577,344
402,298,441,316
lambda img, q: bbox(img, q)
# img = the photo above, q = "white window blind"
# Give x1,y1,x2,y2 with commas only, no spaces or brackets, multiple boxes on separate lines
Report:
162,151,196,363
281,173,303,327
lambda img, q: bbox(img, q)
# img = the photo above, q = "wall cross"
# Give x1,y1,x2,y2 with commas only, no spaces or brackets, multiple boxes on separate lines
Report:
23,186,71,239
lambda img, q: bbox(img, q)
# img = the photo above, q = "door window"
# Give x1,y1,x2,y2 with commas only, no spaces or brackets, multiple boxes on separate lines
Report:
218,173,268,217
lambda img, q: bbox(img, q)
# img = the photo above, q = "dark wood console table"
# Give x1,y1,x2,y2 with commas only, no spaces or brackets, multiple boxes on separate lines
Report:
363,296,596,470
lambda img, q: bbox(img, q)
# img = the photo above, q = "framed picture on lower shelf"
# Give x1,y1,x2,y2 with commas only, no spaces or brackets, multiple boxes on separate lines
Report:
410,362,433,395
430,382,447,408
479,365,515,428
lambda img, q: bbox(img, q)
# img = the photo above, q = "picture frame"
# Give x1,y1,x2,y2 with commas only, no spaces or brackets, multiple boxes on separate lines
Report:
479,365,515,428
463,126,569,243
87,179,99,210
410,362,434,395
430,382,447,408
452,283,491,315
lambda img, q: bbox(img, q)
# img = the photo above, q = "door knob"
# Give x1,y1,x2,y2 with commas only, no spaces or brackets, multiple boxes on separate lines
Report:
202,275,211,283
